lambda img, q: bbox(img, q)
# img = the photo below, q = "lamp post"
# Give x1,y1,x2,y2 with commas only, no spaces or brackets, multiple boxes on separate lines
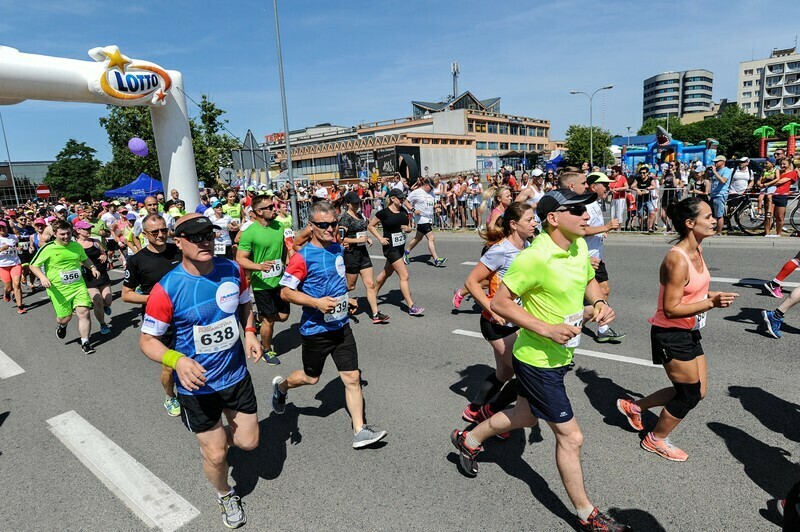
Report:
570,85,613,168
0,112,20,206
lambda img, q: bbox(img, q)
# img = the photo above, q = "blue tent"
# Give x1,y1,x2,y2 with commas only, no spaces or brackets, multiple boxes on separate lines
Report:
104,173,163,202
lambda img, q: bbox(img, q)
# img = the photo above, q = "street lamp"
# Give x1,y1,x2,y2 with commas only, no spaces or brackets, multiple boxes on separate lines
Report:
569,85,613,168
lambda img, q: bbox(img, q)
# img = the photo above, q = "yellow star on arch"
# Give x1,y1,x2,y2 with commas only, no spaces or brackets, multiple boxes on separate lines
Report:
104,49,131,73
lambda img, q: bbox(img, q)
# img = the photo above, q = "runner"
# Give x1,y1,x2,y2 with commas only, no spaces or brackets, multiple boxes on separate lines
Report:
236,194,289,365
139,213,261,529
617,197,738,462
0,221,25,313
369,188,424,316
516,168,546,210
468,174,484,230
338,191,389,324
274,200,387,448
30,220,101,354
460,202,535,434
207,201,237,259
762,281,800,338
133,196,175,241
74,220,112,334
450,189,629,532
123,213,183,416
12,213,37,292
403,178,447,267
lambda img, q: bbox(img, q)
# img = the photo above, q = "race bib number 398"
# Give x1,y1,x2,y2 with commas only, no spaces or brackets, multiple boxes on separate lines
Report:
193,315,238,354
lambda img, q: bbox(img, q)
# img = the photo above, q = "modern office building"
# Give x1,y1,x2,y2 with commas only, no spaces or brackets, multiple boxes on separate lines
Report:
642,70,714,121
738,46,800,117
0,160,53,205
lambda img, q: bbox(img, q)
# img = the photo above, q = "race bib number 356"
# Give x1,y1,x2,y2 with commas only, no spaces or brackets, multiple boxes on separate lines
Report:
193,315,238,354
60,269,82,285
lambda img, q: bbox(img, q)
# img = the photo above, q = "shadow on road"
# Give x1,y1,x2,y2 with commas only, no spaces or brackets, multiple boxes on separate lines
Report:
607,508,666,531
272,322,302,356
92,307,142,346
728,386,800,443
448,363,495,403
723,306,800,337
0,411,8,430
574,368,650,433
377,289,408,312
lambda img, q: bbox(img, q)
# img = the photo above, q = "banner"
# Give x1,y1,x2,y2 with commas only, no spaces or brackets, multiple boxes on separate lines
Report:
337,152,357,180
376,147,396,176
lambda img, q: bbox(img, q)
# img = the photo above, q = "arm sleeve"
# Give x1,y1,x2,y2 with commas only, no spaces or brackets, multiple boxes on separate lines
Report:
141,283,173,337
279,252,307,290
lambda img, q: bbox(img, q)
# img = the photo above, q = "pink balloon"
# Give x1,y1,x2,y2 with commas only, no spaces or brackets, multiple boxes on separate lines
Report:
128,137,149,157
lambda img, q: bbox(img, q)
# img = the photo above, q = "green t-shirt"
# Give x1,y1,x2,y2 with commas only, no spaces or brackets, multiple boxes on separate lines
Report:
237,220,286,290
31,241,89,291
222,203,242,220
501,231,594,368
276,214,293,230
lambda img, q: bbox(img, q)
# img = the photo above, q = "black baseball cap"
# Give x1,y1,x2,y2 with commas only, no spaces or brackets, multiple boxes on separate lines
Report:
388,188,405,200
174,214,214,236
343,191,361,204
536,189,597,221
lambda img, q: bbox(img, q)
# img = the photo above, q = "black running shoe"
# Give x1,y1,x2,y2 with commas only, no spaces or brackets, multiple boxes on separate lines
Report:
56,324,67,339
371,312,390,324
81,342,96,355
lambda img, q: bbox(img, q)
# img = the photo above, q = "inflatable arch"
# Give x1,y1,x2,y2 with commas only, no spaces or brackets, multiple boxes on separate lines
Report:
0,45,200,209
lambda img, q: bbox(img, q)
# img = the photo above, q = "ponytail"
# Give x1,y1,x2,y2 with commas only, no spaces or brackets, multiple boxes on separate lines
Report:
479,201,531,244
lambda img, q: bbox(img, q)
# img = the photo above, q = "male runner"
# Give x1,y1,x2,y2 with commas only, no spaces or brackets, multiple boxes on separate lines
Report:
236,194,288,365
273,200,387,448
403,178,447,267
123,213,183,416
133,196,175,240
140,214,262,529
450,189,630,532
30,220,100,354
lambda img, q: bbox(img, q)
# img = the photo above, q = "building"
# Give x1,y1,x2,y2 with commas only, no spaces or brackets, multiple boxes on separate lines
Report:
268,91,550,182
0,160,53,205
642,70,714,121
738,46,800,117
679,99,736,124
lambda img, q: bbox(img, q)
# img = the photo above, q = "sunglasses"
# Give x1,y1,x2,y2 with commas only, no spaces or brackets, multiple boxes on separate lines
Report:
181,232,215,243
254,205,274,212
556,204,587,216
146,228,169,235
310,220,338,230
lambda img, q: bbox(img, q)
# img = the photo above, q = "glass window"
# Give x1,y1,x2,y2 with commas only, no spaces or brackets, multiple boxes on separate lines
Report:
744,69,753,75
487,123,498,134
476,141,487,149
509,125,519,135
468,122,474,132
500,142,509,150
488,142,498,150
510,143,519,150
499,124,509,134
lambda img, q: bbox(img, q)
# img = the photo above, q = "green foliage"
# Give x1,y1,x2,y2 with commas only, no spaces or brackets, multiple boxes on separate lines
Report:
637,117,681,136
190,95,239,184
564,125,614,167
44,139,103,200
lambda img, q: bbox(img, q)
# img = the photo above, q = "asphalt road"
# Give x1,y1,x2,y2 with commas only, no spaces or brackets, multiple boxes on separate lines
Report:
0,231,797,531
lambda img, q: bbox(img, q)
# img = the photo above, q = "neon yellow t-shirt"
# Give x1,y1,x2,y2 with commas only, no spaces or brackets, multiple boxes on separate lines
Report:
501,231,594,368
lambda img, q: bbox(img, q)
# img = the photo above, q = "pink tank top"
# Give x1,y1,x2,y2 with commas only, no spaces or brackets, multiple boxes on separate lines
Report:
649,246,710,330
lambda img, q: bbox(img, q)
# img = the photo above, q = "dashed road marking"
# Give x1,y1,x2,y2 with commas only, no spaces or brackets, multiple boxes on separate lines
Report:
710,276,798,288
0,348,24,379
461,261,478,266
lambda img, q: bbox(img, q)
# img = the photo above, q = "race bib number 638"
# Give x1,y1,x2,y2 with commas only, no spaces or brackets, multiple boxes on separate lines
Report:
193,315,238,354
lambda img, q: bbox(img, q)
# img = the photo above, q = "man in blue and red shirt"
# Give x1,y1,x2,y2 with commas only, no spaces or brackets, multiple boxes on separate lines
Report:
274,200,388,449
139,213,262,529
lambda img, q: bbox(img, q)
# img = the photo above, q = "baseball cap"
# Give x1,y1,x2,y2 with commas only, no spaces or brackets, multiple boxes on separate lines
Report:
101,201,109,207
536,189,597,222
54,205,67,213
74,220,92,230
111,200,121,206
388,188,405,200
33,218,46,226
586,172,611,185
211,200,223,208
125,213,137,221
713,155,727,163
739,156,750,163
246,185,256,192
174,214,214,237
0,221,7,228
531,168,544,177
343,191,361,204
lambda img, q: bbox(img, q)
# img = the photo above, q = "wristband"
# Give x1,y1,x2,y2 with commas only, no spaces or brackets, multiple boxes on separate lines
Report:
244,326,258,334
592,299,608,307
162,349,184,369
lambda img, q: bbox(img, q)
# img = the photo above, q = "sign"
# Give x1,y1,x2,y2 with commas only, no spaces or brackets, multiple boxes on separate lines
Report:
36,185,51,199
88,46,171,106
337,152,357,179
483,160,493,168
231,130,269,171
220,168,236,183
265,132,286,144
376,147,396,176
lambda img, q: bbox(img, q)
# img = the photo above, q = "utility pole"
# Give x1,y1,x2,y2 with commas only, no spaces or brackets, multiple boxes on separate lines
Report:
0,112,21,206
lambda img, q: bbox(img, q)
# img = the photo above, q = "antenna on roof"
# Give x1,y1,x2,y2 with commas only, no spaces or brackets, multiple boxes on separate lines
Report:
451,61,460,100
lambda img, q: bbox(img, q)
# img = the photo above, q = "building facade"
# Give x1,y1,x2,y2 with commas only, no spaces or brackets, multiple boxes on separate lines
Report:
642,69,714,121
738,47,800,117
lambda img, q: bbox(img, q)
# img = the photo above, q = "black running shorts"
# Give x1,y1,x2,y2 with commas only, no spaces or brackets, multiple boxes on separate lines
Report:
177,372,257,433
383,245,404,264
479,315,519,341
650,325,704,364
416,223,433,235
301,323,359,378
254,287,290,318
344,247,372,274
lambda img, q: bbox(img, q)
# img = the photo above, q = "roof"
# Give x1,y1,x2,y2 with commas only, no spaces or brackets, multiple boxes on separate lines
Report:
412,91,501,114
410,100,450,112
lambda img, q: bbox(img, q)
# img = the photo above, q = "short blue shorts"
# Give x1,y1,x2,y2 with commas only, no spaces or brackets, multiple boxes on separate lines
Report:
512,357,574,423
710,195,727,219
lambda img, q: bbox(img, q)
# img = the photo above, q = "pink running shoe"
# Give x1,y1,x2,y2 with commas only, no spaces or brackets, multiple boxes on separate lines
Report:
640,432,688,462
461,404,481,423
765,281,784,299
616,398,644,431
452,289,465,309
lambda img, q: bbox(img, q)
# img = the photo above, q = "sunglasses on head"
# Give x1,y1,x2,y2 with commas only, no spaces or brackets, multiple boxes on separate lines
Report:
310,220,338,230
556,204,587,216
181,231,215,243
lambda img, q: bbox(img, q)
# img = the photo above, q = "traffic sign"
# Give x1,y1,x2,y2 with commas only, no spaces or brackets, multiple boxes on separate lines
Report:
36,185,51,198
220,168,236,183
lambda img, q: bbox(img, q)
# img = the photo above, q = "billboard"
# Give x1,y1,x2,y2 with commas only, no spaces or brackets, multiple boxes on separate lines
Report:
337,152,357,179
376,147,397,176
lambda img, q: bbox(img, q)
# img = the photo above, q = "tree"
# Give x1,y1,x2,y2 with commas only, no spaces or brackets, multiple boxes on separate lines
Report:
637,116,681,136
190,95,239,184
564,125,614,167
44,139,103,200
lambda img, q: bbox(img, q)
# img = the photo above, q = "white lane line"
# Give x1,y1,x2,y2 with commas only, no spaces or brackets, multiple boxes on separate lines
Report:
461,261,478,266
47,411,199,532
710,276,799,288
452,330,655,367
0,348,24,379
369,255,385,260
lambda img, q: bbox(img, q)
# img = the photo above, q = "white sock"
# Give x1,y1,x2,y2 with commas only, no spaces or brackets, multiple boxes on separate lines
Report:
598,324,609,334
576,506,595,521
218,488,234,499
80,337,89,344
465,432,481,449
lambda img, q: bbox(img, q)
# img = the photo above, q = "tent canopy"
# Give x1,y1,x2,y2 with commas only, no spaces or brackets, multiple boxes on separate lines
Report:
104,173,163,202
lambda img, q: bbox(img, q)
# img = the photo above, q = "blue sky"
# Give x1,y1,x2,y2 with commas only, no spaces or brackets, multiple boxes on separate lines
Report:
0,0,798,162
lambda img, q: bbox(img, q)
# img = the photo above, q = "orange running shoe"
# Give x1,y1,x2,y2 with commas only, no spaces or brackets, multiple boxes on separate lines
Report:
640,432,688,462
616,398,644,431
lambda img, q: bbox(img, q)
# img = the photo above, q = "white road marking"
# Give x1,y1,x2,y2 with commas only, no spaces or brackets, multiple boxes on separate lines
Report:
47,411,199,532
710,276,799,288
452,330,656,367
0,348,24,379
369,255,385,260
461,261,478,266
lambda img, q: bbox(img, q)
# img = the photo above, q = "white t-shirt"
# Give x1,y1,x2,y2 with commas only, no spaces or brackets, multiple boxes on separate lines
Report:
100,212,119,228
0,235,20,267
407,188,435,225
730,168,752,194
208,213,234,246
132,212,175,238
585,201,605,259
469,182,484,204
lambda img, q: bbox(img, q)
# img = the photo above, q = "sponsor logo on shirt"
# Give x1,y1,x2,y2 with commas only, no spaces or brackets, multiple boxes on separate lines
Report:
215,281,240,313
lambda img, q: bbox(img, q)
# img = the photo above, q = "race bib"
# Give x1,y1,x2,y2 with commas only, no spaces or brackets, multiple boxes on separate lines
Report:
17,241,28,252
261,261,284,279
355,231,367,241
693,312,706,330
563,311,583,348
324,294,349,323
391,232,405,247
60,269,82,285
193,315,238,354
283,228,294,239
214,242,226,256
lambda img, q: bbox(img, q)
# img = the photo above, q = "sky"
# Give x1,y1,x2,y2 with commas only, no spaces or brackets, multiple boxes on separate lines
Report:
0,0,798,163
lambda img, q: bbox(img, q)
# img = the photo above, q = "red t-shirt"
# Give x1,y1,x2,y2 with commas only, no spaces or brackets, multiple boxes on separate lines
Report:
610,176,628,200
775,170,798,195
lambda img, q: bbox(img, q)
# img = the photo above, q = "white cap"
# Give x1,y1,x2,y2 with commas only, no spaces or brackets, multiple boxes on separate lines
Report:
531,168,544,177
740,156,750,163
54,205,67,212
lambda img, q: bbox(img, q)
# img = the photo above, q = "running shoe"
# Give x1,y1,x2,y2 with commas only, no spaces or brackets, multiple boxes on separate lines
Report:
100,324,111,335
217,491,246,529
408,305,425,316
16,306,26,315
578,507,631,531
616,398,644,431
450,430,482,477
104,306,112,316
163,396,181,417
762,310,783,339
640,432,688,462
3,292,10,302
371,311,390,324
452,289,465,309
764,281,784,299
461,404,481,423
56,324,67,339
403,250,410,265
263,350,281,365
353,424,388,448
271,376,286,414
777,499,785,519
81,341,96,355
434,257,448,267
478,404,510,439
596,328,626,342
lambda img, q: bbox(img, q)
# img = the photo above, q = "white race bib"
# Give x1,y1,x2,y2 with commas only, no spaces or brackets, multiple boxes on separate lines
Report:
261,261,284,279
693,312,706,330
214,242,226,256
391,232,405,247
324,294,349,322
193,315,238,354
17,241,28,252
283,228,294,239
60,269,82,285
563,311,583,348
355,231,367,241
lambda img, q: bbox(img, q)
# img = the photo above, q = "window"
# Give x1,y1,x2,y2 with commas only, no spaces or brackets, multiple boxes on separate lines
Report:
488,142,498,150
527,126,537,136
476,141,486,149
499,142,509,150
509,125,519,135
510,143,519,150
742,91,752,98
744,69,753,75
487,123,498,134
468,122,474,132
475,122,487,133
757,68,764,74
499,124,509,134
743,80,753,87
742,103,752,109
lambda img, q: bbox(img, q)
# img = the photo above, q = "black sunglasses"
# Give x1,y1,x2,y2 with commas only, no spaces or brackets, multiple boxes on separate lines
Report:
146,228,169,235
310,220,338,230
556,204,587,216
181,232,215,243
254,205,274,212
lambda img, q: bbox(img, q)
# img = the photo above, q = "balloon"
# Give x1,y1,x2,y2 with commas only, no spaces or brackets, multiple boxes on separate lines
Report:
128,137,149,157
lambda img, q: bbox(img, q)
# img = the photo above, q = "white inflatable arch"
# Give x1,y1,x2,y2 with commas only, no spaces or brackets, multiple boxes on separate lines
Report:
0,45,200,209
